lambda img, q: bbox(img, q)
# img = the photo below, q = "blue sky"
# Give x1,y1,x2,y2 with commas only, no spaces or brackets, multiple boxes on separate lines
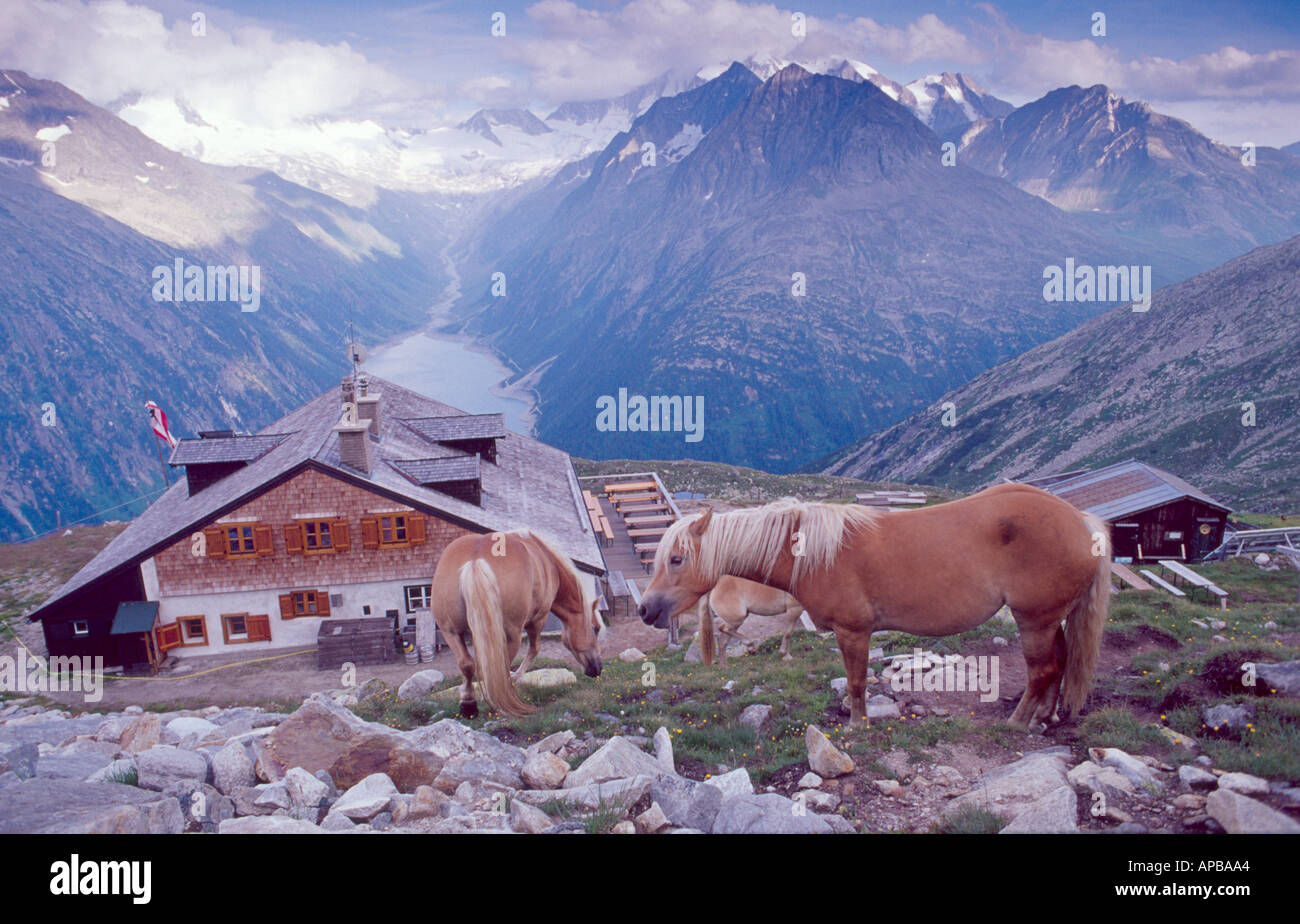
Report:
3,0,1299,144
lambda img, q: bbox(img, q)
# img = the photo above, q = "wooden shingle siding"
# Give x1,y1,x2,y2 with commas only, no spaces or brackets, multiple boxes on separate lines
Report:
155,468,470,597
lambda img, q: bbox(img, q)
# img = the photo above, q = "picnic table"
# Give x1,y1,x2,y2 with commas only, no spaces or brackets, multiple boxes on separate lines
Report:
1157,560,1228,610
614,492,663,508
604,481,658,495
1111,561,1154,591
625,513,675,527
1140,569,1186,598
627,527,668,538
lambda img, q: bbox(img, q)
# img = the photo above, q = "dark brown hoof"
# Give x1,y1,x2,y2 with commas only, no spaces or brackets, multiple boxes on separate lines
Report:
460,701,479,719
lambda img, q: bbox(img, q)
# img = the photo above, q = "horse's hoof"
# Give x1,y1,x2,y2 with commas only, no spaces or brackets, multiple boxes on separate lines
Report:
460,702,479,719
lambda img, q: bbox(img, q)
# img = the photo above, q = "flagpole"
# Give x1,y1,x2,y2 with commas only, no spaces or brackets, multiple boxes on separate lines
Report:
146,402,172,486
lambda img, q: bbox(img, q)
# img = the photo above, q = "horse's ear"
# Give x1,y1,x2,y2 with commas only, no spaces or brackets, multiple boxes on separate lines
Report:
688,507,713,537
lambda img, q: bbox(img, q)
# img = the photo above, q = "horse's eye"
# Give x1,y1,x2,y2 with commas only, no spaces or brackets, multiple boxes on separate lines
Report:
670,555,683,566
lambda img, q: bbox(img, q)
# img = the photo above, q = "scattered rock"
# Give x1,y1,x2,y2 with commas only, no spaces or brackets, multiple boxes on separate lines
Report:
999,786,1079,834
637,801,670,833
805,725,854,778
618,648,646,662
396,670,445,701
611,820,636,834
874,779,902,796
1067,761,1135,799
798,772,823,789
522,751,569,790
1202,703,1253,731
1256,661,1300,696
564,736,669,789
650,777,722,833
434,755,524,794
0,779,184,834
1156,727,1197,751
212,741,256,796
1087,747,1161,789
283,767,331,822
165,717,220,740
653,726,675,774
739,704,772,730
119,714,161,754
706,768,754,800
219,816,323,834
136,747,209,791
943,748,1071,824
713,793,836,834
1177,765,1217,791
1173,793,1207,810
331,773,398,821
321,812,357,831
1206,788,1300,834
1217,772,1269,796
516,669,576,690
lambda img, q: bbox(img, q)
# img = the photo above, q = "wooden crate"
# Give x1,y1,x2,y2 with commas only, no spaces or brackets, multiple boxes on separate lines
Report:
316,618,399,670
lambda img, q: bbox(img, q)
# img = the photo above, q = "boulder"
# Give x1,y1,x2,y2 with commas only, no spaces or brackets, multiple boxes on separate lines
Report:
618,648,646,662
164,780,234,831
119,714,162,754
1206,788,1300,834
713,793,835,834
510,799,555,834
85,758,138,785
943,748,1071,823
653,727,675,774
1156,727,1198,751
321,812,358,832
706,768,754,800
397,670,445,702
1087,747,1161,789
1202,703,1253,731
514,775,655,813
265,699,444,792
1217,772,1269,796
0,742,39,779
404,719,525,772
1256,661,1300,695
434,756,524,794
0,779,183,834
999,786,1079,834
739,704,772,730
212,740,256,795
410,785,448,819
35,750,114,781
805,725,854,778
516,668,576,690
283,767,332,822
332,773,398,821
1067,761,1135,799
522,751,569,790
650,776,723,833
526,731,576,758
1177,764,1217,791
136,746,209,791
564,736,670,789
798,772,823,789
637,802,671,833
166,717,221,740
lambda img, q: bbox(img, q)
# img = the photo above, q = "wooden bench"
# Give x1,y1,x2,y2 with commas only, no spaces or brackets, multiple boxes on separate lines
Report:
614,492,663,508
618,502,670,515
633,541,661,554
1140,569,1187,598
599,517,615,546
604,480,658,495
1111,562,1154,591
627,527,669,538
1158,560,1228,610
625,513,675,527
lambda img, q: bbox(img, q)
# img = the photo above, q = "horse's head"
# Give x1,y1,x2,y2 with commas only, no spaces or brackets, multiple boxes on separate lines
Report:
560,592,603,678
639,508,717,629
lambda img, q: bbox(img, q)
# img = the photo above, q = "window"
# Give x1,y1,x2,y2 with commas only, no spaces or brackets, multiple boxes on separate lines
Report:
303,519,333,551
72,620,89,636
180,616,208,646
405,584,432,612
226,525,257,556
222,613,249,642
278,591,332,620
293,591,320,616
380,515,408,547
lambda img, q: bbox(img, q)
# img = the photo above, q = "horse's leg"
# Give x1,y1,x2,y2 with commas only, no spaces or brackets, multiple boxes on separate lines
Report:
445,631,478,719
836,626,872,726
778,605,800,661
512,620,542,681
1009,612,1068,730
668,612,679,648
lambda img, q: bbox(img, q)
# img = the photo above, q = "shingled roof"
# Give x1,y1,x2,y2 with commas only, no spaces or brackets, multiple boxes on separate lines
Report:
1024,460,1232,521
404,413,506,443
29,376,602,621
168,434,288,465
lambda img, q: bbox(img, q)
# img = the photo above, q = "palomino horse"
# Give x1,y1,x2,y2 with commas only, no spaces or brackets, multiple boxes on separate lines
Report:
431,529,603,717
696,576,806,666
639,484,1110,730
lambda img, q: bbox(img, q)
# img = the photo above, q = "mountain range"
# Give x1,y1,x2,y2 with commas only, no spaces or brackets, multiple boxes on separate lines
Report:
818,231,1300,510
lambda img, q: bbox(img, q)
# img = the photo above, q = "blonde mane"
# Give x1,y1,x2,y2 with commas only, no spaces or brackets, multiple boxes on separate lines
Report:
655,500,883,591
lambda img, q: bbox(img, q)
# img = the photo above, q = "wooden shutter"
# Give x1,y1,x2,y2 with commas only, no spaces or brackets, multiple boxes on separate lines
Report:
360,516,379,549
203,526,227,559
248,614,272,642
284,523,303,554
254,524,274,557
156,622,183,652
278,593,295,620
331,517,351,552
316,592,331,618
407,513,427,547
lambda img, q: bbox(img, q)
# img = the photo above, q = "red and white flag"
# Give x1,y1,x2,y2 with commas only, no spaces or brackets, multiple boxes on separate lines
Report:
145,400,179,448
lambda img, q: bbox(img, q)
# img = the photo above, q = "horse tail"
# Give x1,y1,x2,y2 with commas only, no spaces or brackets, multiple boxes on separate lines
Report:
1061,513,1110,718
698,594,716,666
459,558,533,716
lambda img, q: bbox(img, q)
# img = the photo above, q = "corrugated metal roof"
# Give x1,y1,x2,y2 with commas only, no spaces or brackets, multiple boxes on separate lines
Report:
1027,459,1232,520
169,434,288,465
29,377,602,620
110,601,158,635
403,413,506,443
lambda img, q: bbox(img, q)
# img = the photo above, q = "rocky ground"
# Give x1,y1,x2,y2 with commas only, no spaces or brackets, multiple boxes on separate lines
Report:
3,663,1298,834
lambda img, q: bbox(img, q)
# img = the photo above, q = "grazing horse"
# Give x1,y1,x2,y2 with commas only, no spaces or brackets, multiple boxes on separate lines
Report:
696,576,807,665
639,484,1110,730
432,529,603,717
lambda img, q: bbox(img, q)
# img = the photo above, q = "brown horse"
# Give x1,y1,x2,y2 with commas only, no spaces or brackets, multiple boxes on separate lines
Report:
432,529,603,717
696,576,806,665
639,484,1109,730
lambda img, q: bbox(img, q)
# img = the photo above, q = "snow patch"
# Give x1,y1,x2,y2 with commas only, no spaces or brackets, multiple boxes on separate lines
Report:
135,175,149,183
664,123,704,163
0,96,9,110
35,124,71,142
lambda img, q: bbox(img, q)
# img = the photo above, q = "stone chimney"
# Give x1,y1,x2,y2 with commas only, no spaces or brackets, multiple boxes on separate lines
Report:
356,392,381,437
336,375,371,473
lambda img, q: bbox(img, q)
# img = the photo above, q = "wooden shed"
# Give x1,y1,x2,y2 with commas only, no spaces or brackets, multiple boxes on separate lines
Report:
1022,460,1232,563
